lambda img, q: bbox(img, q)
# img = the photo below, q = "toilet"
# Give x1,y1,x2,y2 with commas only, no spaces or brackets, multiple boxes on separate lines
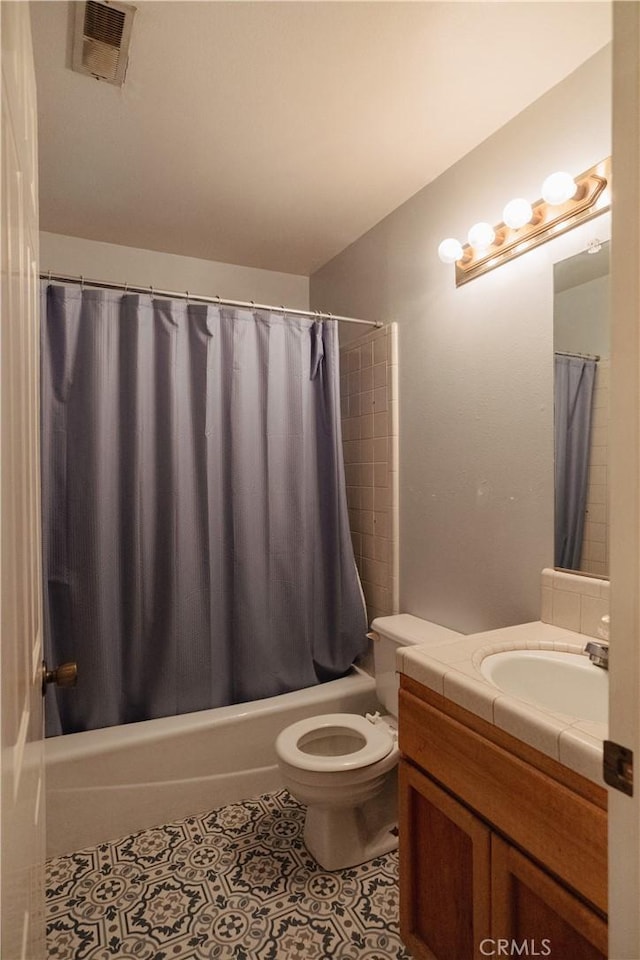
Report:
275,614,462,870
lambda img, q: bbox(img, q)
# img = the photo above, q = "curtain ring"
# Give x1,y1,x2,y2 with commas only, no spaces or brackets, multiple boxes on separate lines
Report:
150,285,154,300
47,269,51,282
216,295,221,306
185,290,190,304
80,275,85,290
124,281,128,293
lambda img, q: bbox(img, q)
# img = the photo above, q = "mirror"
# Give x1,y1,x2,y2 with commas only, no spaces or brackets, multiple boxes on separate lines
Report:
553,239,610,577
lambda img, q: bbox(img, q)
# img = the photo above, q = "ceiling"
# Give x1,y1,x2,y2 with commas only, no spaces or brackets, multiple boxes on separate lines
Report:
30,1,611,277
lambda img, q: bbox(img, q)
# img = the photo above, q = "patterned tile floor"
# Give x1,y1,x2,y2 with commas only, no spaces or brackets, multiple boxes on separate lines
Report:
46,789,413,960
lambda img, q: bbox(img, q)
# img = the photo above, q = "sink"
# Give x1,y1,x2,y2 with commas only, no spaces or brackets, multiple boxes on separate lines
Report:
479,649,608,724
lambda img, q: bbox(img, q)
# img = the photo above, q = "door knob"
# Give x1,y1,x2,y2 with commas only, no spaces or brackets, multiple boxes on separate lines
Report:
41,660,78,696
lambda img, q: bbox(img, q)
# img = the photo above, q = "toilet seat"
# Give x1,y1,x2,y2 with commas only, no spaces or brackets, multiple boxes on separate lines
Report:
275,712,395,772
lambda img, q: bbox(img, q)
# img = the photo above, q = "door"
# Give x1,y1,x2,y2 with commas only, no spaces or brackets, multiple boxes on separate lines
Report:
0,4,45,959
491,835,607,960
609,2,640,957
398,759,491,960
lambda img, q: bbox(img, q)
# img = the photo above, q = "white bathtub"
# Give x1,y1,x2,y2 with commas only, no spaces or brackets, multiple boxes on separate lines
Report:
45,668,379,858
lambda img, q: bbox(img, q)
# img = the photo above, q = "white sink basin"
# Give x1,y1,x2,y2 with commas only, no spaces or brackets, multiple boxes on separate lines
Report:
479,649,608,724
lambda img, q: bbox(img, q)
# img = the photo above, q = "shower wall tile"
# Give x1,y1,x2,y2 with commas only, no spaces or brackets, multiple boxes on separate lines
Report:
341,324,399,625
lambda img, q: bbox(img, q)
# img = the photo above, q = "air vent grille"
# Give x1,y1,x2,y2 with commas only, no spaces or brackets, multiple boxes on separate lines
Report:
84,1,126,46
72,0,136,87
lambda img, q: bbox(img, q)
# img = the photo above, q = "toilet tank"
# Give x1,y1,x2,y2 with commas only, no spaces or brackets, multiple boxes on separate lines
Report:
371,614,462,716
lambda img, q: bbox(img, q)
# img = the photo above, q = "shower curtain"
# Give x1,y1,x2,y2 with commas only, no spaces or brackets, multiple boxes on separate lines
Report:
554,353,597,570
41,283,367,735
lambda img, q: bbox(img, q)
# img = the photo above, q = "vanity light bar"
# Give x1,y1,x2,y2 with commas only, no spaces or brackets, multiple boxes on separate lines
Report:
439,157,612,287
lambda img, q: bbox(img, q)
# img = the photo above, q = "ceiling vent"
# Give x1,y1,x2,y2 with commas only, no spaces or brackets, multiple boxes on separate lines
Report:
72,0,136,86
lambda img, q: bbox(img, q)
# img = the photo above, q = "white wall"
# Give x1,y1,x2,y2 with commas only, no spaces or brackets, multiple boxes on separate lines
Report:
311,48,611,634
40,232,309,309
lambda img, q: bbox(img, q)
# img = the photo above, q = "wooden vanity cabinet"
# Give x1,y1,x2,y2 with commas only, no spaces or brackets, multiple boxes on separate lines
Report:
399,760,491,960
398,675,608,960
491,836,606,960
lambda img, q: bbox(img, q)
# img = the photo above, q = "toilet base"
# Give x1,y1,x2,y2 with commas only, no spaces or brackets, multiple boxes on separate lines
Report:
302,772,398,871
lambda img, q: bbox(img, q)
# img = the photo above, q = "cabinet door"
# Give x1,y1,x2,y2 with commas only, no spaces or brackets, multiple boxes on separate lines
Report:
491,834,607,960
399,759,491,960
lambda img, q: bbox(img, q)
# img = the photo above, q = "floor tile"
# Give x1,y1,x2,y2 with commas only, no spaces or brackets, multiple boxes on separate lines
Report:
46,789,412,959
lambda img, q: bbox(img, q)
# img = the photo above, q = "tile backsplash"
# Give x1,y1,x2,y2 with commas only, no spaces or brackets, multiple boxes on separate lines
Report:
340,324,399,623
540,567,609,639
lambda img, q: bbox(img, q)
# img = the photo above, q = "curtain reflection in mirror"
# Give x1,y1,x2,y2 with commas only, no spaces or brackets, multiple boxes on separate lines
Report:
554,353,597,569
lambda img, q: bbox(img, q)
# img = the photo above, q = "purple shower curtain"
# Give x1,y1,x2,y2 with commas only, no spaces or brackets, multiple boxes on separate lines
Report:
41,283,367,735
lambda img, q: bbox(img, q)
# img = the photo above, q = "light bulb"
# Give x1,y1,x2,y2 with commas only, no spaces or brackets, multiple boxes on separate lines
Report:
503,198,533,230
541,171,577,205
467,222,495,250
438,238,464,264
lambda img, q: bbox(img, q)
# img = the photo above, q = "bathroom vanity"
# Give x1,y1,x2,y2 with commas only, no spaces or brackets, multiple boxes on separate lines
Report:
395,622,608,960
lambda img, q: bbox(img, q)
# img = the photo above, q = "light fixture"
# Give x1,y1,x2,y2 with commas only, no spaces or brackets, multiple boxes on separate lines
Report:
437,157,611,287
502,197,533,230
541,171,577,205
438,238,464,264
467,222,495,250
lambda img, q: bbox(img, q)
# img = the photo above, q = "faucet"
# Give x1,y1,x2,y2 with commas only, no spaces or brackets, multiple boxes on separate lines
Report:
585,640,609,670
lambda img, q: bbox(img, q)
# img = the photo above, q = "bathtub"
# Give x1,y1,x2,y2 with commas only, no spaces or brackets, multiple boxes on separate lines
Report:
45,668,379,858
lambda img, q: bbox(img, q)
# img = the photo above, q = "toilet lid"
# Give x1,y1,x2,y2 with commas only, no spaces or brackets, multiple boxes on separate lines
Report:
275,713,395,772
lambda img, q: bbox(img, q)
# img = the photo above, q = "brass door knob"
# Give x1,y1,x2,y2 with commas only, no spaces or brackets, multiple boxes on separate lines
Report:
41,660,78,696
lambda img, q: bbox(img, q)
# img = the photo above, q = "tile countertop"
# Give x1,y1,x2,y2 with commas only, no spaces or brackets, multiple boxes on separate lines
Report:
395,620,607,787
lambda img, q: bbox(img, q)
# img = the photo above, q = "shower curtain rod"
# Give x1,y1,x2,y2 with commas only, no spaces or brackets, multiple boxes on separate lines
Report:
40,272,382,328
555,349,601,362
